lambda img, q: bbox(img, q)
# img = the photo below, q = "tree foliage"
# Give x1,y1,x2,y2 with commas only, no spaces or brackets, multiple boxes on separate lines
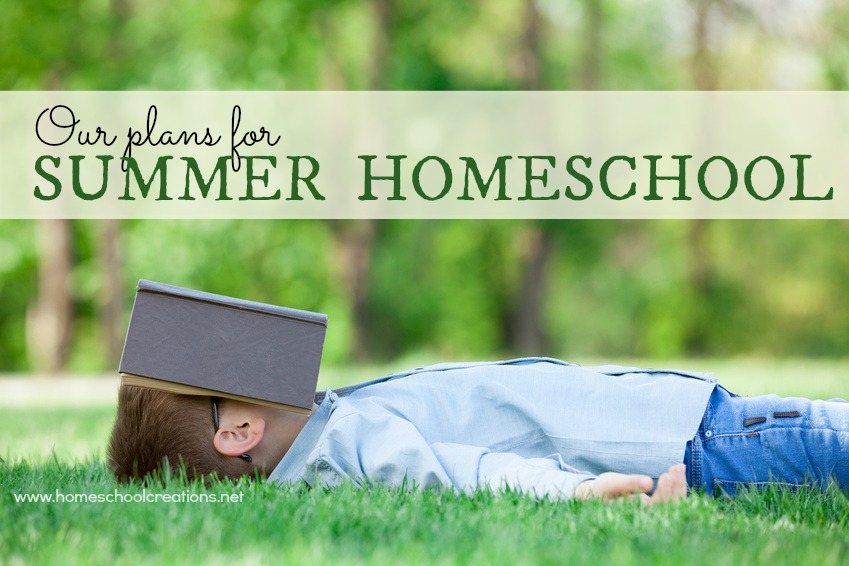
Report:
0,0,847,371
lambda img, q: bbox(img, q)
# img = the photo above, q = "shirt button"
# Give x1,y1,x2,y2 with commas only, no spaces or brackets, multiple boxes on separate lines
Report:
705,430,713,437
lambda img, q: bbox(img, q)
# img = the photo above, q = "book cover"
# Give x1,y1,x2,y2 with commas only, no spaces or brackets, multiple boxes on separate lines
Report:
119,280,327,414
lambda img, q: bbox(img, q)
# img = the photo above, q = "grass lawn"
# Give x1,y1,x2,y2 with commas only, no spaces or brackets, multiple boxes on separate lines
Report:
2,359,849,565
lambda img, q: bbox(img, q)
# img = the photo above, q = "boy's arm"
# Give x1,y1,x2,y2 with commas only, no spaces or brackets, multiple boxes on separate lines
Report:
311,411,686,502
441,445,686,502
451,447,597,500
311,413,596,498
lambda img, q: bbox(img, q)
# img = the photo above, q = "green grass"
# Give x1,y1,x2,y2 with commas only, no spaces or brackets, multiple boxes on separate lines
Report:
0,406,117,462
2,460,849,565
3,360,849,565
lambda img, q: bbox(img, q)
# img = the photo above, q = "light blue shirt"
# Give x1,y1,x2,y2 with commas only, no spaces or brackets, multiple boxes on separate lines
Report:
269,358,717,499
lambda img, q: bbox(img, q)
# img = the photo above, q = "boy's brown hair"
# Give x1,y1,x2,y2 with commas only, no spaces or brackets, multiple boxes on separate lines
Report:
108,385,255,482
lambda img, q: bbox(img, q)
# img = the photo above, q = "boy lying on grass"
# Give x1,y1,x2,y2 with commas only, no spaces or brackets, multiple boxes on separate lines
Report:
109,358,849,503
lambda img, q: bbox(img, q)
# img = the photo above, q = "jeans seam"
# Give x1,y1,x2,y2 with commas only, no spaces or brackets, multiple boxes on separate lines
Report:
692,438,701,489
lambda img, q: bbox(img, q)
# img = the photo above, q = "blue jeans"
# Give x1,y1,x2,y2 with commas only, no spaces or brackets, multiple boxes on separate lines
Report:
685,385,849,495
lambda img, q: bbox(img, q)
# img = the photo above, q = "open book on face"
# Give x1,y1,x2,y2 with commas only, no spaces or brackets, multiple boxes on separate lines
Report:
118,280,327,415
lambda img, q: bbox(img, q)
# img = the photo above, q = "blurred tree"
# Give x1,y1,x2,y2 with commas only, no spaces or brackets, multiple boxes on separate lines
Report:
507,0,610,355
508,224,553,355
580,0,603,90
28,220,74,372
507,0,549,355
369,0,391,90
22,0,88,373
683,0,721,355
329,221,377,361
322,0,389,361
96,0,133,366
517,0,542,89
96,220,125,367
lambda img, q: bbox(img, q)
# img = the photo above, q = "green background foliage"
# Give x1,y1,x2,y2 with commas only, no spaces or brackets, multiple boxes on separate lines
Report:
1,0,848,373
2,219,849,372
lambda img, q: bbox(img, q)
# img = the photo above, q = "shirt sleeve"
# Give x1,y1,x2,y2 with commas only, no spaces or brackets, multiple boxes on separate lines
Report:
305,410,596,500
430,442,596,500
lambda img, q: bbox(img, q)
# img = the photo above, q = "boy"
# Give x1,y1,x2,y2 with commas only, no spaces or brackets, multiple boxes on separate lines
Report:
109,358,849,502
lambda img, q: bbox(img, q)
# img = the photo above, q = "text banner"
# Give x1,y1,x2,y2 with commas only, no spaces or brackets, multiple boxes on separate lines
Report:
0,91,846,218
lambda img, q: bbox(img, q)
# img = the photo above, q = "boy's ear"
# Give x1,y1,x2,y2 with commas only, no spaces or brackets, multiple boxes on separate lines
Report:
212,407,266,458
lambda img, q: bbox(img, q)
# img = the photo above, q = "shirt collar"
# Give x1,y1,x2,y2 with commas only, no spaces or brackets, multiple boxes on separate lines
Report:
267,389,336,485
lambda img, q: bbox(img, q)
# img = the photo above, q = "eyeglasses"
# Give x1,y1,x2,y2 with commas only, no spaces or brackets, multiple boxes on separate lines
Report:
211,397,253,463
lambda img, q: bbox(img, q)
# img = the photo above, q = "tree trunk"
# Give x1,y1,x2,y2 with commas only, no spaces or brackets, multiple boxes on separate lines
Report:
324,0,392,361
98,220,124,366
506,0,552,354
27,9,83,374
691,0,718,91
93,0,131,367
329,221,376,361
369,0,391,90
516,0,541,89
581,0,603,89
683,219,711,354
325,0,391,361
684,0,718,355
508,227,552,354
27,220,74,373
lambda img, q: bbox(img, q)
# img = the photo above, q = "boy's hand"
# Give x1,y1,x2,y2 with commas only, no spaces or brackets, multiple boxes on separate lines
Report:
574,463,688,504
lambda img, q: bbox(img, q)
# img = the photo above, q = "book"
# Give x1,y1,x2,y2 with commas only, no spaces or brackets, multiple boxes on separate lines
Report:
118,280,327,414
